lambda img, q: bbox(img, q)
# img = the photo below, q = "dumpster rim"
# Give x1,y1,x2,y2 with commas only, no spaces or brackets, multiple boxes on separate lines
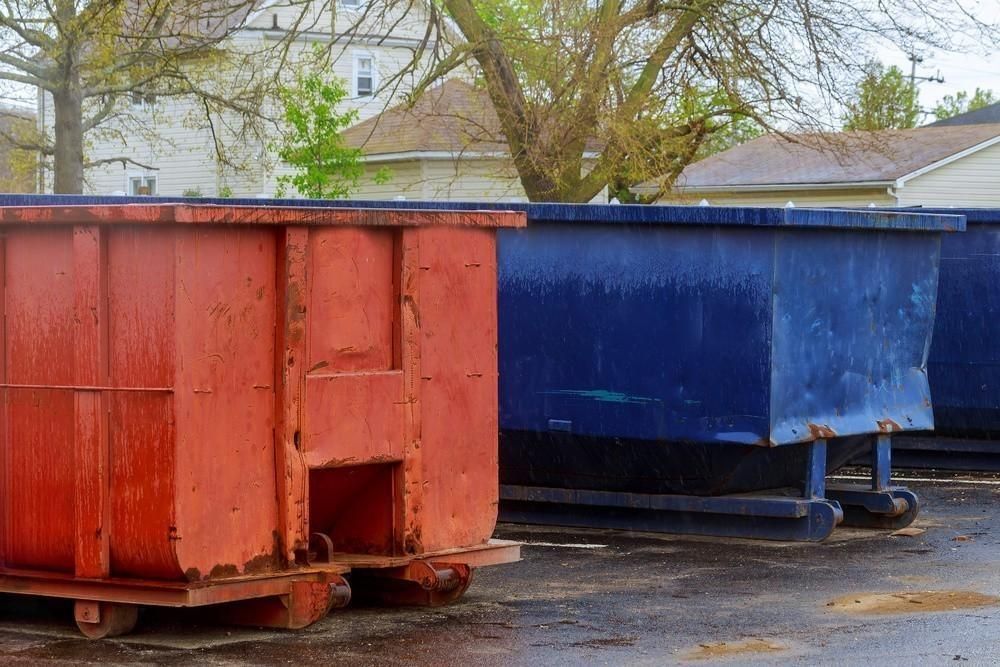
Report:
0,195,959,232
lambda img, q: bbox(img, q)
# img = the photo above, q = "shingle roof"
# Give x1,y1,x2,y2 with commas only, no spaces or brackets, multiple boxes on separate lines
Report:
675,124,1000,189
927,102,1000,127
343,78,602,157
343,79,509,155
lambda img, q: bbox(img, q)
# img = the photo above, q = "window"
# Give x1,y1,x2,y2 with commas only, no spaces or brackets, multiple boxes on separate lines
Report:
129,175,158,196
340,0,362,8
130,90,156,108
354,55,374,97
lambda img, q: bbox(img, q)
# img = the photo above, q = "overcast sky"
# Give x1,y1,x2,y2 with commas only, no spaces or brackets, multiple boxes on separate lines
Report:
875,0,1000,119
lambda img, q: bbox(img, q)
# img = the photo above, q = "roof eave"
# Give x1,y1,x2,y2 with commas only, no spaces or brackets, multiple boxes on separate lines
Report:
357,149,601,163
670,180,897,194
894,132,1000,188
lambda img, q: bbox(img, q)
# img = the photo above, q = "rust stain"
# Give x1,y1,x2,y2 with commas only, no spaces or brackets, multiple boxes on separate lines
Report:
877,418,903,433
807,423,837,439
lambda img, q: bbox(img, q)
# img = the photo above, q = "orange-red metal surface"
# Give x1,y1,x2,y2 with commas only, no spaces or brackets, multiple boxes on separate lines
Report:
0,204,523,602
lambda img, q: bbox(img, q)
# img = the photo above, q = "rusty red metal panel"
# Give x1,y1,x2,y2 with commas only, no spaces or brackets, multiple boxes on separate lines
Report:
413,226,500,552
5,229,75,572
307,227,395,373
172,227,280,581
72,226,110,579
303,372,404,468
106,227,178,579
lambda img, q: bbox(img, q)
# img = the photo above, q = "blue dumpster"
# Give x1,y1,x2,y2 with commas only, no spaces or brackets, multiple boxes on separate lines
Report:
868,208,1000,471
4,196,961,539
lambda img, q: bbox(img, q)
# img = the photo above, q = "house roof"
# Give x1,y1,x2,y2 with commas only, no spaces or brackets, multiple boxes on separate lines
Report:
343,78,602,160
343,79,509,157
674,124,1000,190
927,102,1000,127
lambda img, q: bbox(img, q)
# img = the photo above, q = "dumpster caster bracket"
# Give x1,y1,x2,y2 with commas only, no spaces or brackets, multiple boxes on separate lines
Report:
827,434,920,530
210,573,351,630
74,600,139,639
826,486,919,530
352,561,474,607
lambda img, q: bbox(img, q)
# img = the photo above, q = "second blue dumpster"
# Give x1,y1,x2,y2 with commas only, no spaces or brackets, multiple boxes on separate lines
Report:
875,208,1000,471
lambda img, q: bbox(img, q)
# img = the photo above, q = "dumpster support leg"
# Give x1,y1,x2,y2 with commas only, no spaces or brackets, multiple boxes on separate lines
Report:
826,435,920,530
804,438,827,499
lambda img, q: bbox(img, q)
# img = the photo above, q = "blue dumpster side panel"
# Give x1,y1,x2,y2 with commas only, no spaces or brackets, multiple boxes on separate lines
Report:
498,223,774,445
924,213,1000,432
769,230,939,443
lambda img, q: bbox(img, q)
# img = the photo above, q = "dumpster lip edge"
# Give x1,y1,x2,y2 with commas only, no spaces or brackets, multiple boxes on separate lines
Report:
0,203,527,228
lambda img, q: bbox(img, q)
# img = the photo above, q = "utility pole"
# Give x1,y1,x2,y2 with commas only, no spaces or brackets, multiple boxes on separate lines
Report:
907,53,945,92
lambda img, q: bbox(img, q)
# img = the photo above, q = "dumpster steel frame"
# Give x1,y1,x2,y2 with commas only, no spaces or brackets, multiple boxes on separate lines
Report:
501,436,918,541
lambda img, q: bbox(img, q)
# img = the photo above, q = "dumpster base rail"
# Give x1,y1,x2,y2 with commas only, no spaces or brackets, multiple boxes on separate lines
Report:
500,437,920,541
0,540,520,638
884,434,1000,472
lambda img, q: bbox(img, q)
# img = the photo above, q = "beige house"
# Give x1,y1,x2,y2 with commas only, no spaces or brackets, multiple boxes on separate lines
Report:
343,79,607,203
655,124,1000,207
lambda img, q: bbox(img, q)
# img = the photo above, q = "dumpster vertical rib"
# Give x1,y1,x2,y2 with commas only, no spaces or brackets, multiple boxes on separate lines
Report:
399,227,423,554
274,227,310,562
0,234,6,570
72,225,110,578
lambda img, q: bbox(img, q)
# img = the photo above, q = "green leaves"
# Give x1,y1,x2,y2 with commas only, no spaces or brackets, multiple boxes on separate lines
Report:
842,63,920,131
932,88,996,121
273,70,364,199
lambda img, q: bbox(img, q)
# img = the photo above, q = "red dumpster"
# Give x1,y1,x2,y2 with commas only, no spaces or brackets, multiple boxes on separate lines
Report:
0,203,523,637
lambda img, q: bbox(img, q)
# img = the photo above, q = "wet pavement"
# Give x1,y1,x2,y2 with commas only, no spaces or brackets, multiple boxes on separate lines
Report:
0,472,998,665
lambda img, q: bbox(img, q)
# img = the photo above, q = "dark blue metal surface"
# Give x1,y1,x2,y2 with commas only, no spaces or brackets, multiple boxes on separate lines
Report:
496,213,945,451
911,209,1000,435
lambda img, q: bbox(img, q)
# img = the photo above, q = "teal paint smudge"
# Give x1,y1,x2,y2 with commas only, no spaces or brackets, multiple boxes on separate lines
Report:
541,389,662,405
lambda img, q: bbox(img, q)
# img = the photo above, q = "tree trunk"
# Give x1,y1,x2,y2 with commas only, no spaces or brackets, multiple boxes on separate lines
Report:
52,83,84,194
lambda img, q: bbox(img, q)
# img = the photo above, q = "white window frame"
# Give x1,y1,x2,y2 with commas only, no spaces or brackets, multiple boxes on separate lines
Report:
127,172,158,196
340,0,362,9
352,52,376,99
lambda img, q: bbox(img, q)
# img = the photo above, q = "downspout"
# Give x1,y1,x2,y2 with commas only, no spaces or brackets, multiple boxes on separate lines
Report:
887,181,901,205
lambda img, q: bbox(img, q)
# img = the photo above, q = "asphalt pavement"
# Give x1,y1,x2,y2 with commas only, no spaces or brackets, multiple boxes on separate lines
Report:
0,471,997,665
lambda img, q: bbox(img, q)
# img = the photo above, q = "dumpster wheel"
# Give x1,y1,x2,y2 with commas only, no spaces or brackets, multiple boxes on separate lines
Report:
352,562,474,607
74,600,139,639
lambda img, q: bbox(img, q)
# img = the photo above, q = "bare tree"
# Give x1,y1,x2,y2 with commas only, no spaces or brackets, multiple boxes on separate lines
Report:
386,0,999,202
0,0,318,193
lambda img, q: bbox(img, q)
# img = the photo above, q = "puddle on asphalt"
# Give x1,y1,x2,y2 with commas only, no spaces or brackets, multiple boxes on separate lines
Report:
827,591,999,615
684,638,786,660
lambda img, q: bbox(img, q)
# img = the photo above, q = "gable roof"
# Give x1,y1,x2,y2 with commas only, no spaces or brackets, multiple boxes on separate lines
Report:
927,102,1000,127
675,124,1000,191
343,79,509,158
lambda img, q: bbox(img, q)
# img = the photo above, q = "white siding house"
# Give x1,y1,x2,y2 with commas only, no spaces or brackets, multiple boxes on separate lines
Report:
343,79,608,203
650,125,1000,208
39,0,441,196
